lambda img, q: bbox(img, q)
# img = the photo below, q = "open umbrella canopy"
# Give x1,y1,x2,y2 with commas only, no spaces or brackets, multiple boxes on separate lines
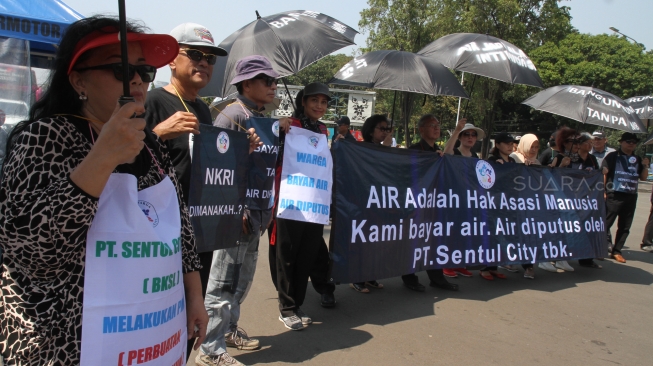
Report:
200,10,357,98
328,50,468,98
418,33,544,88
522,85,645,133
625,95,653,125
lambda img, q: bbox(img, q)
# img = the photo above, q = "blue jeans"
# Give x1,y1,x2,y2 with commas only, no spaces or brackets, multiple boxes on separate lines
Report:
201,211,261,356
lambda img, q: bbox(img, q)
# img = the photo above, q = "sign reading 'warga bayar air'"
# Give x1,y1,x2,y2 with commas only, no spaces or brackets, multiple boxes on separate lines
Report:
330,141,607,284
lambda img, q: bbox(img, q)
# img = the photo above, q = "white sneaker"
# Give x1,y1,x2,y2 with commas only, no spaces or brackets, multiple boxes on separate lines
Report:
538,262,564,273
554,260,574,272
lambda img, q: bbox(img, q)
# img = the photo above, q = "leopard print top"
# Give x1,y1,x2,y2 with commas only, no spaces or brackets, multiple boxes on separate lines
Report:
0,116,201,365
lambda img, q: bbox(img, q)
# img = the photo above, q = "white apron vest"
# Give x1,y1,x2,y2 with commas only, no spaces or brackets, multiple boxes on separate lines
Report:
80,173,187,366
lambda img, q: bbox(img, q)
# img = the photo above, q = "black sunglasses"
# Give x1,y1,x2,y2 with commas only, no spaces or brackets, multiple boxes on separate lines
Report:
75,63,157,83
462,132,477,137
181,48,218,65
376,126,392,133
623,139,638,144
253,75,278,87
566,138,580,144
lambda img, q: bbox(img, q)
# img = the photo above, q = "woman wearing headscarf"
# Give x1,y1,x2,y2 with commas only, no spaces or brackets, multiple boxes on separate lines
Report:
503,133,546,278
0,17,207,365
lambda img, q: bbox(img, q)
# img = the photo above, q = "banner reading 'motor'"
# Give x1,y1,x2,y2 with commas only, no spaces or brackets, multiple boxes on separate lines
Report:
330,141,607,284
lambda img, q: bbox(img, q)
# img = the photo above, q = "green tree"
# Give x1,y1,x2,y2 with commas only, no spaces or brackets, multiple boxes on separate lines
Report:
358,0,575,147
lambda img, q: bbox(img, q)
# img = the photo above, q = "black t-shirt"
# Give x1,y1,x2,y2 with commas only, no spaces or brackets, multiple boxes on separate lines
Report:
408,139,441,152
538,147,556,166
602,149,644,194
453,147,478,158
487,154,515,164
144,87,213,203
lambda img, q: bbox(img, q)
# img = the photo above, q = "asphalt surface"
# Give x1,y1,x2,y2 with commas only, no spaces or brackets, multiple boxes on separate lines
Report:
186,187,653,366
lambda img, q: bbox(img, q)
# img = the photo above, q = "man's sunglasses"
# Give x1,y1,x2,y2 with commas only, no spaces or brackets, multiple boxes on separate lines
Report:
181,49,218,65
623,140,638,144
75,63,156,83
376,126,392,132
253,75,278,87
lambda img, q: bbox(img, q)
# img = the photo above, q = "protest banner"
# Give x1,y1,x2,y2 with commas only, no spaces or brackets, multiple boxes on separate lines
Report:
245,117,280,210
188,124,249,252
330,141,607,284
81,174,186,366
277,127,333,225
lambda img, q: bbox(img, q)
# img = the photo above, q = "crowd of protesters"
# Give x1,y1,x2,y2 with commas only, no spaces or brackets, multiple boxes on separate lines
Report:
1,15,653,366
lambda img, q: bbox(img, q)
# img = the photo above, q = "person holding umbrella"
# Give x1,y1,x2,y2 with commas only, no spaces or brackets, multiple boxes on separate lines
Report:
0,16,207,365
602,132,649,263
442,119,480,279
401,114,459,292
273,82,336,330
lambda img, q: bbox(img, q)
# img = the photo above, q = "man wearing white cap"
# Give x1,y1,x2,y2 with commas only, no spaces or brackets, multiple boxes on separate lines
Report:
590,131,615,166
144,23,260,365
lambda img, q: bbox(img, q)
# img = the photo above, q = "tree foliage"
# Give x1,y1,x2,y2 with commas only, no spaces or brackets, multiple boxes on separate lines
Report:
358,0,575,146
283,54,353,86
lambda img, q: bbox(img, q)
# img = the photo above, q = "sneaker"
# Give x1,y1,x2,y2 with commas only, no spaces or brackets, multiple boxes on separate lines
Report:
641,245,653,252
195,351,245,366
453,268,473,277
295,308,312,326
279,314,304,330
538,262,564,273
443,268,457,278
499,265,519,273
523,267,535,279
554,260,574,272
225,327,260,350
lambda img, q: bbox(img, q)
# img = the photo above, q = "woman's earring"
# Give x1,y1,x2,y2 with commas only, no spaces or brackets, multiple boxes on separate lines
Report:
79,92,87,101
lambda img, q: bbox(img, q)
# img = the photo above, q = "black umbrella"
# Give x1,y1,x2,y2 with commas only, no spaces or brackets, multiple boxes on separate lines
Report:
329,50,468,98
625,95,653,128
522,85,645,133
201,10,357,98
329,50,468,125
417,33,544,88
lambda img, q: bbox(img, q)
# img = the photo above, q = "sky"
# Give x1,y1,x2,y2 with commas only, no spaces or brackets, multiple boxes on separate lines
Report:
58,0,653,84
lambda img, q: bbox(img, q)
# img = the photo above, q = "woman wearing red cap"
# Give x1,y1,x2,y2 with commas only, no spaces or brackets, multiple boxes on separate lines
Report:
0,17,207,365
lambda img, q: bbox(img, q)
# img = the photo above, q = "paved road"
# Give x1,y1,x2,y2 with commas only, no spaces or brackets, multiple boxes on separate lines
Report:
187,192,653,366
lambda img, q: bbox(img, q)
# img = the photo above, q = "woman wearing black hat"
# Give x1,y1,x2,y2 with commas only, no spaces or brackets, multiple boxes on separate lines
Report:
273,82,336,331
0,17,207,365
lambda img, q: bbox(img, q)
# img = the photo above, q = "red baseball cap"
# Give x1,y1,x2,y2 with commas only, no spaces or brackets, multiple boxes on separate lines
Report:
67,28,179,75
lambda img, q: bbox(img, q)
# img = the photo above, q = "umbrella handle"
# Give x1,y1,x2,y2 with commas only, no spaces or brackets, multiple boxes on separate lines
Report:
281,78,296,112
118,0,130,98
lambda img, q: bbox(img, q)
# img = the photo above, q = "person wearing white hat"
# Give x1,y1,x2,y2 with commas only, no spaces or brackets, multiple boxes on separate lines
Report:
442,118,483,278
144,23,260,366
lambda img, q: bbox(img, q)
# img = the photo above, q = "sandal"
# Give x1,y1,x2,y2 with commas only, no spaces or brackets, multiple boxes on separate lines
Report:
365,280,384,289
350,283,370,293
480,271,494,281
489,270,507,279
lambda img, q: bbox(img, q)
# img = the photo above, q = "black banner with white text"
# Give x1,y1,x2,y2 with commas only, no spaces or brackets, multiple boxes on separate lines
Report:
330,141,608,283
189,125,249,252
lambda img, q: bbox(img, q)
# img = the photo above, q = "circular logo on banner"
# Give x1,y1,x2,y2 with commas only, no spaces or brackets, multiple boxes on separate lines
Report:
217,131,230,153
308,136,320,148
476,160,496,189
629,156,637,164
138,200,159,227
272,121,280,137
